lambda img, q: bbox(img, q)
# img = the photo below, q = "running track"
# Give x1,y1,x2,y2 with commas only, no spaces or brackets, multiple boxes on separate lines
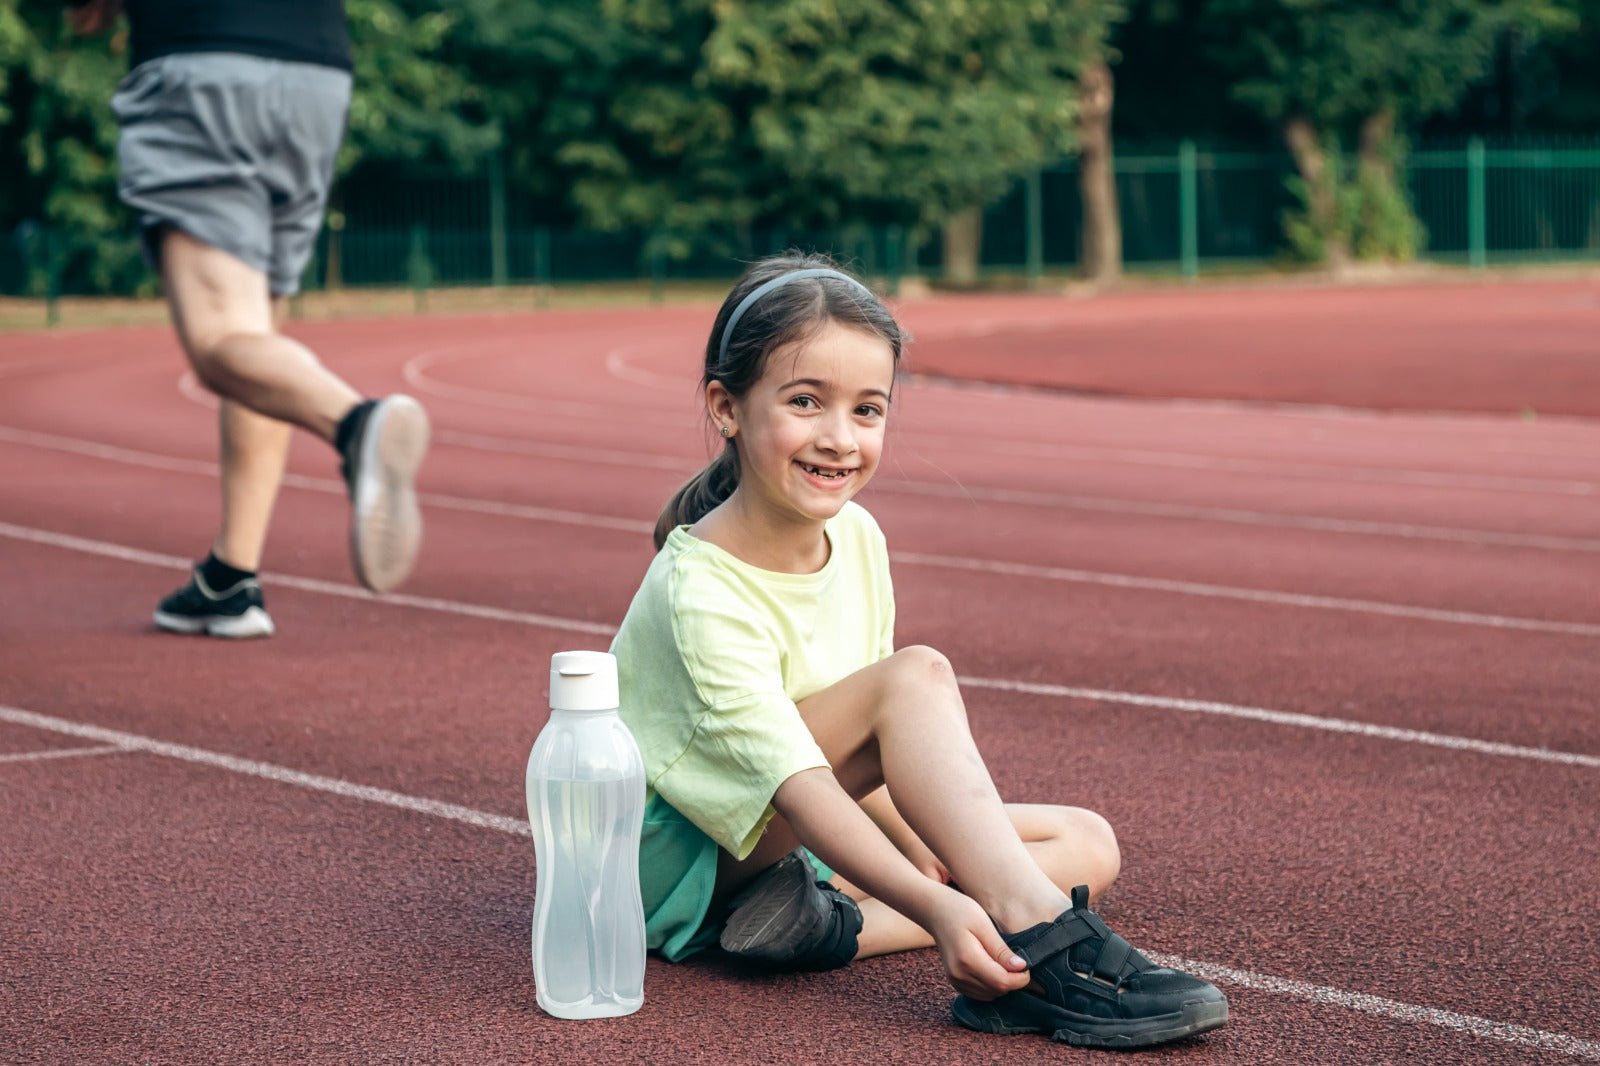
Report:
1,279,1597,1064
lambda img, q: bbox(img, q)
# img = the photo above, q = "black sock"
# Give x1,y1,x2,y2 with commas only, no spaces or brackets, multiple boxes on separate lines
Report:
199,551,254,591
334,399,377,460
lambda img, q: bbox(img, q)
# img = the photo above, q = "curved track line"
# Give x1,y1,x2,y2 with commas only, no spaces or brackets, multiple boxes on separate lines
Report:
3,519,1594,768
401,343,686,427
4,700,1597,1061
2,427,1594,632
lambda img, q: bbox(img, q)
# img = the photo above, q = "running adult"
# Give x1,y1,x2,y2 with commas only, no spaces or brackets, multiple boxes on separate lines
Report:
69,0,430,638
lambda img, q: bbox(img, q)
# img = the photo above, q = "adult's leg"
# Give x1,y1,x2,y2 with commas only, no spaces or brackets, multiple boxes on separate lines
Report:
208,294,295,571
718,646,1112,940
161,227,358,443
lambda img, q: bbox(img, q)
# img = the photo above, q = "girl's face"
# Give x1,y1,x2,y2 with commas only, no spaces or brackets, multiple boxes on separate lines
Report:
717,319,896,529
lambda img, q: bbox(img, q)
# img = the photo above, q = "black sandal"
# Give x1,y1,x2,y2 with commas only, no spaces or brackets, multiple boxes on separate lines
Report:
952,885,1228,1048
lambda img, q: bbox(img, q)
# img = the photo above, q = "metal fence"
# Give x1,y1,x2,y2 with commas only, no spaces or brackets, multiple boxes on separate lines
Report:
5,137,1598,312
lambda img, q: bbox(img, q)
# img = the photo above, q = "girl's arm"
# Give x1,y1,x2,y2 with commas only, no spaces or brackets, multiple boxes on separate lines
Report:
773,768,1029,1000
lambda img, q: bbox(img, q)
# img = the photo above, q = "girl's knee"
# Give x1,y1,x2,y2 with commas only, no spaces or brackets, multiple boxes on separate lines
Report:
888,645,957,690
1061,807,1121,898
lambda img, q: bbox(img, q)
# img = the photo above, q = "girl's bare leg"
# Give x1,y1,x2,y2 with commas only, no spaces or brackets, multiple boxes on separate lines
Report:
841,804,1120,958
716,647,1118,939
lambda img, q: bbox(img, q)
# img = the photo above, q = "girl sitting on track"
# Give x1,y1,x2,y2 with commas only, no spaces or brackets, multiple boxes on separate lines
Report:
609,253,1227,1049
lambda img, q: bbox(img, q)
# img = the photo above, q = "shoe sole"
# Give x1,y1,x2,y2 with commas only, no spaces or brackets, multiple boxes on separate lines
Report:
719,853,827,961
350,395,430,594
952,991,1228,1049
153,606,276,639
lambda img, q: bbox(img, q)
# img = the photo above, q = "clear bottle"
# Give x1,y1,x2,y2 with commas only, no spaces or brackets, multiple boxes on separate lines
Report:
526,650,647,1019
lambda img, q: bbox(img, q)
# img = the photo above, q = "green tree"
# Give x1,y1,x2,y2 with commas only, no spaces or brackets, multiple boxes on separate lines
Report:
449,0,1122,277
1204,0,1576,265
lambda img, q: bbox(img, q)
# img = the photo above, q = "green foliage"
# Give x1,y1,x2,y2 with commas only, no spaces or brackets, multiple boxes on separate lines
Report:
444,0,1123,243
1279,137,1424,263
342,0,499,174
1206,0,1578,130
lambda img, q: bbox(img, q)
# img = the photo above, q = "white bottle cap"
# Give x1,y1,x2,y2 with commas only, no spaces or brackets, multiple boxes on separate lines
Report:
549,650,619,711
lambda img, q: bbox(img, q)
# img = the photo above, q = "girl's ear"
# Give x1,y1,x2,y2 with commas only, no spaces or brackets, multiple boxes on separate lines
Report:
706,380,737,434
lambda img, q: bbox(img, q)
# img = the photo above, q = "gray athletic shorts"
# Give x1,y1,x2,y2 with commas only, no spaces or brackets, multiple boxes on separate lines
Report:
112,52,352,296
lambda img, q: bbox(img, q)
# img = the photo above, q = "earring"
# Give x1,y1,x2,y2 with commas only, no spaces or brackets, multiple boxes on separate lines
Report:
720,425,732,438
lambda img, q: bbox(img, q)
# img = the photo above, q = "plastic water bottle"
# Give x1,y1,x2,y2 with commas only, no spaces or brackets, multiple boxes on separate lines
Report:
526,650,647,1019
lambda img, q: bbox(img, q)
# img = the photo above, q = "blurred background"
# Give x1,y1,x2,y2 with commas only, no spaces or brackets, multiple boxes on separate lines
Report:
2,0,1597,314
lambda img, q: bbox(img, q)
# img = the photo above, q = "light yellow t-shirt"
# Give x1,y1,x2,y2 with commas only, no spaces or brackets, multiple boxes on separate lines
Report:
609,501,896,959
613,500,896,858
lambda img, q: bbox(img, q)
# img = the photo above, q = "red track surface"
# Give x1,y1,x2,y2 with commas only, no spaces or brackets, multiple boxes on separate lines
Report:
2,277,1597,1064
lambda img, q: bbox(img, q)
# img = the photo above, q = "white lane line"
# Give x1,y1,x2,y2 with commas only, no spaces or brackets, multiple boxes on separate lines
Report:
7,417,1599,554
4,519,1596,770
0,521,619,637
7,420,1600,634
894,552,1600,638
17,423,1598,635
1151,954,1600,1062
0,705,530,836
882,478,1600,553
961,677,1600,769
0,424,654,537
969,438,1599,497
2,699,1593,1061
0,744,126,765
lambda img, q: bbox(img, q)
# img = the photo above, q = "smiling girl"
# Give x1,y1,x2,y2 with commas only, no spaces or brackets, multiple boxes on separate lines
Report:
608,254,1227,1049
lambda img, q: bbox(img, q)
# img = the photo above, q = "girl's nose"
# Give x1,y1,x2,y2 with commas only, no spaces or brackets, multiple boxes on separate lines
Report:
814,411,856,454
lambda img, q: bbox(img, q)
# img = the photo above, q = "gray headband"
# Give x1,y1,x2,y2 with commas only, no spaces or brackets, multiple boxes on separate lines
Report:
716,267,876,370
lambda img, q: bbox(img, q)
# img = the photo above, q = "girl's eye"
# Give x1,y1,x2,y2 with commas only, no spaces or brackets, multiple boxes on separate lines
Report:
855,404,883,418
789,395,818,410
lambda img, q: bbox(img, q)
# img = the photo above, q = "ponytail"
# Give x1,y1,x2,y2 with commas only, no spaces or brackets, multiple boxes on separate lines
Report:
653,446,740,550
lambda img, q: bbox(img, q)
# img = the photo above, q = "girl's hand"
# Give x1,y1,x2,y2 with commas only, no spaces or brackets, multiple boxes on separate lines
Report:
924,888,1031,1000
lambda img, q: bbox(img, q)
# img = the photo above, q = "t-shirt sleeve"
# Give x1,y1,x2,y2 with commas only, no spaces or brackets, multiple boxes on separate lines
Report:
655,568,830,860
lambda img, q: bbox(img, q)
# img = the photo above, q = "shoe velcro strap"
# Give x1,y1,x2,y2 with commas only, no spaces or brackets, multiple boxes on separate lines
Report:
1009,911,1157,984
1009,913,1100,968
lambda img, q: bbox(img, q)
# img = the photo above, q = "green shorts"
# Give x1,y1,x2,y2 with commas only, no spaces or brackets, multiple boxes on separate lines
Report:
641,792,833,962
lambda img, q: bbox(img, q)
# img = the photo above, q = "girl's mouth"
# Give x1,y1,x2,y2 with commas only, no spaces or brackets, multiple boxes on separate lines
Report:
798,462,851,480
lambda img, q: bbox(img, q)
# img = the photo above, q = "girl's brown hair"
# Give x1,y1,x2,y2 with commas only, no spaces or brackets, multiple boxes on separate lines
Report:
652,253,906,549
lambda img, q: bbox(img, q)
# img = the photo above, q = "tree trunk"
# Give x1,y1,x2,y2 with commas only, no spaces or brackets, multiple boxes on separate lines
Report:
1076,58,1121,283
1284,116,1350,270
941,206,982,287
1357,107,1395,186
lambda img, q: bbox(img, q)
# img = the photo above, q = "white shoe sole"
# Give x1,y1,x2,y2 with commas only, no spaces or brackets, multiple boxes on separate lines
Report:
153,605,276,639
349,395,430,594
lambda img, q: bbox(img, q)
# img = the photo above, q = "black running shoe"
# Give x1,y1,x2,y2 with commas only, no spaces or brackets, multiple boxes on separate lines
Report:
951,885,1227,1049
153,569,275,639
340,394,430,594
719,849,863,971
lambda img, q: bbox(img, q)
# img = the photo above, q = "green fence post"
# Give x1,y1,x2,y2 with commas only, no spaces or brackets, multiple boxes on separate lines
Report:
489,149,508,287
1179,140,1199,280
1025,168,1043,289
43,229,61,328
533,225,551,307
1467,137,1487,270
649,235,666,303
885,224,903,297
408,223,430,312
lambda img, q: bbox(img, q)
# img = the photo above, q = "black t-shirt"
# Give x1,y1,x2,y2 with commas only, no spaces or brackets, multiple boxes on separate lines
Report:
126,0,352,71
